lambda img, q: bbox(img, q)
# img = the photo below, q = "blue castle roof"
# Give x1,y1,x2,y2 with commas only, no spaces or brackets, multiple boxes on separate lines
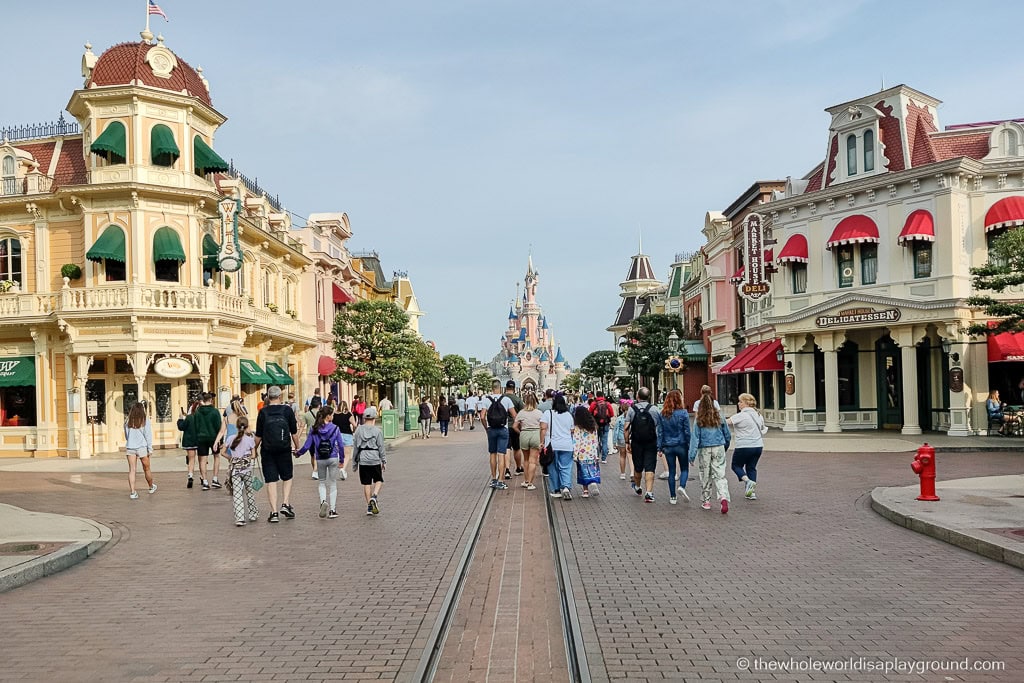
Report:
541,317,549,329
539,350,550,362
508,306,517,320
555,347,565,363
508,354,520,363
518,328,527,341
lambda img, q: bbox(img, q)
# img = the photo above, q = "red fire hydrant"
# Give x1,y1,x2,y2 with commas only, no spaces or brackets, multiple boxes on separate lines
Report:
910,443,939,501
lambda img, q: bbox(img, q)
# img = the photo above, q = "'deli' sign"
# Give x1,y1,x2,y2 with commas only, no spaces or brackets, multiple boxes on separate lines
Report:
739,214,770,301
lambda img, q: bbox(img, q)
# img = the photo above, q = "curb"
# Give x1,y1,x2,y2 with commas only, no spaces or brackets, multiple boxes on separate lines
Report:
0,516,112,593
869,488,1024,571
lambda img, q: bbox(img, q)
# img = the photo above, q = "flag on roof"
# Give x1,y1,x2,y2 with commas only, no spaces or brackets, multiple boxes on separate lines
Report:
149,0,168,20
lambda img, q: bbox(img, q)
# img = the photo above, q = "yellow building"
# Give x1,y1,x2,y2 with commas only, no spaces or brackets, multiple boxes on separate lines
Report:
0,35,319,457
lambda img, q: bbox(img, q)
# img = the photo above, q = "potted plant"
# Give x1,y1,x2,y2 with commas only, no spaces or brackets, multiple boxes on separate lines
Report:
223,275,231,289
0,280,17,294
285,308,297,319
61,264,83,281
267,302,279,313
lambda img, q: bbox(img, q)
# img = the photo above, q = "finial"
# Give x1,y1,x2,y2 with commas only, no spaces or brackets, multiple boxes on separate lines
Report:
157,34,165,44
84,42,92,50
141,28,154,42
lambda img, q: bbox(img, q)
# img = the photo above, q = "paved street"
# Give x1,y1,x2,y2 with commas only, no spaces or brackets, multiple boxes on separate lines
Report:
1,433,1022,682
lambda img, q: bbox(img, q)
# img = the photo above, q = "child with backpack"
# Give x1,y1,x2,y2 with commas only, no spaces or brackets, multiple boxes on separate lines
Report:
224,415,259,526
295,406,346,519
572,405,601,498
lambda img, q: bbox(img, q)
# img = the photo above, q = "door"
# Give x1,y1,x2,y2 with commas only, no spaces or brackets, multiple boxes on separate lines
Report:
876,336,902,429
916,344,933,430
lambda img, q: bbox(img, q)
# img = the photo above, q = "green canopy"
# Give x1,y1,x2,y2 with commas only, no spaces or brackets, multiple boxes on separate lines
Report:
151,124,180,166
682,339,709,361
265,362,294,386
202,234,219,270
86,226,126,263
0,356,35,387
90,121,126,163
193,135,230,175
153,227,186,264
239,359,273,385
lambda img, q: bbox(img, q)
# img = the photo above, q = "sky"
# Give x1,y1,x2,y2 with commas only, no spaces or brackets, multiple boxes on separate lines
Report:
6,1,1024,366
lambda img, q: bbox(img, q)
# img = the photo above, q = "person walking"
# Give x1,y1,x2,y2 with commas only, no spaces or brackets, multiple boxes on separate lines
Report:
456,394,467,431
437,396,451,437
589,391,613,464
124,401,156,500
254,386,300,523
353,407,386,515
352,395,366,425
299,400,319,479
624,387,661,503
504,381,525,478
418,396,434,439
378,395,393,412
572,406,601,498
480,380,516,490
306,388,322,411
540,394,575,499
465,392,478,431
612,402,630,480
689,386,732,513
178,400,200,489
728,393,768,500
513,390,543,490
193,392,223,491
223,415,259,526
213,397,246,479
658,389,691,505
296,406,346,519
332,401,354,481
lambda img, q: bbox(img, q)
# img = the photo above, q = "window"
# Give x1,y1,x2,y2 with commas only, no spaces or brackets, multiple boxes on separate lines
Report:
85,379,106,424
105,258,125,282
763,371,775,410
846,134,858,176
791,263,807,294
861,243,878,285
913,241,932,278
1,386,37,426
1001,128,1019,157
0,238,22,287
123,383,138,416
837,342,859,409
155,383,172,423
115,359,132,374
1,155,14,196
186,378,203,409
89,359,106,373
155,259,180,282
263,271,273,306
837,247,854,288
987,232,1008,268
863,129,875,172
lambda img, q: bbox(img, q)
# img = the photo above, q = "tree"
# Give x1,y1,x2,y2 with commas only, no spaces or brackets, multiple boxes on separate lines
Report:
472,370,495,392
410,340,444,390
442,354,472,393
562,371,582,393
579,350,620,393
967,229,1024,336
332,300,417,387
619,313,683,393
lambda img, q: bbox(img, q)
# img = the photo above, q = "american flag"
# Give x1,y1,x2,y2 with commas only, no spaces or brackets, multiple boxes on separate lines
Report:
148,0,168,20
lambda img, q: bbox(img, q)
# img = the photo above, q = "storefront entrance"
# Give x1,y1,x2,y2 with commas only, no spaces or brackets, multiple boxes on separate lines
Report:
876,336,902,430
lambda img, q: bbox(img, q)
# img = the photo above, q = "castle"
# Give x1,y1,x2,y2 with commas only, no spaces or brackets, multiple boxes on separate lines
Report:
488,257,568,391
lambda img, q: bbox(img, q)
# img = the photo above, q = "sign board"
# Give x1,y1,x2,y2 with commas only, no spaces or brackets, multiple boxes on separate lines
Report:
815,307,901,328
739,214,771,301
154,356,194,379
87,400,99,418
217,197,243,272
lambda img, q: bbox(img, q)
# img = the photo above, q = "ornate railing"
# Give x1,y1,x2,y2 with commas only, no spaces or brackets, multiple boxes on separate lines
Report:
227,160,283,213
0,115,80,143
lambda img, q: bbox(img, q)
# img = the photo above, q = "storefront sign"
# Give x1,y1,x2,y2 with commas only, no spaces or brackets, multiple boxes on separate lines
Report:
785,373,795,396
153,356,194,379
739,214,771,301
217,197,243,273
815,307,901,328
949,367,964,393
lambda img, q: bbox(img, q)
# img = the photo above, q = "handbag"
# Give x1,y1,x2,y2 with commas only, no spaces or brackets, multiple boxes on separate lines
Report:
250,455,265,492
539,410,555,466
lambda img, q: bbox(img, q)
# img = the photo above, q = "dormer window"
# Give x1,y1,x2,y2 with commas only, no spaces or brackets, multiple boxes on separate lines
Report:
1,156,14,196
863,129,875,172
846,135,858,176
984,122,1024,160
1001,128,1019,157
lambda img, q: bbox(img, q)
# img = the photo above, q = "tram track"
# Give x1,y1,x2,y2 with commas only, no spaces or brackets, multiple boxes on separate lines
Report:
545,491,593,683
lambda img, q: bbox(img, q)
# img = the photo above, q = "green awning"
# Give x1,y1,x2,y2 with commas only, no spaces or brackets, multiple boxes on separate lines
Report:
202,234,219,270
265,362,294,386
90,122,126,163
86,226,126,263
153,227,186,264
193,135,230,175
239,359,273,385
151,124,180,166
682,339,709,361
0,356,35,387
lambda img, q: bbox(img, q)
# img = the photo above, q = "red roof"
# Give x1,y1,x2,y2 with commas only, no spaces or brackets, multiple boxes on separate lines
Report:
54,138,87,187
897,209,935,244
332,283,354,304
987,331,1024,362
718,342,764,375
17,142,55,177
317,355,338,377
804,166,824,193
984,196,1024,233
740,339,784,373
777,234,809,263
876,101,906,173
88,42,212,107
823,135,839,188
931,132,990,161
826,215,879,249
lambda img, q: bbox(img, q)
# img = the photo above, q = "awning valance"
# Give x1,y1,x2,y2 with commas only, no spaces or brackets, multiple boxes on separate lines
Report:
987,331,1024,362
153,227,186,263
729,267,745,284
333,283,355,304
151,124,180,166
0,356,35,387
826,215,879,249
740,339,784,373
717,342,764,375
681,339,709,361
202,234,219,270
86,225,126,263
193,135,230,175
265,362,294,386
318,355,338,377
777,234,809,264
984,196,1024,233
239,359,273,384
898,209,935,244
90,121,126,162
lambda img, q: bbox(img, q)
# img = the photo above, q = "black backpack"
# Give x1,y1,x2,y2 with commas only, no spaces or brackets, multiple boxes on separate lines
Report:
486,395,508,428
595,401,611,427
316,429,334,459
630,404,656,444
262,407,291,451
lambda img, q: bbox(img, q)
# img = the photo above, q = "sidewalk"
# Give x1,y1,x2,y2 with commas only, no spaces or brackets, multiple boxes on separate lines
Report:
0,504,111,592
764,429,1024,453
872,475,1024,570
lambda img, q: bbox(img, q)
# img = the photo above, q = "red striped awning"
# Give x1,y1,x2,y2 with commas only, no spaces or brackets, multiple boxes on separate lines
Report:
826,215,879,249
333,283,354,304
718,342,765,375
740,339,784,373
317,355,337,376
898,209,935,244
777,234,809,264
984,196,1024,233
729,267,745,284
988,331,1024,362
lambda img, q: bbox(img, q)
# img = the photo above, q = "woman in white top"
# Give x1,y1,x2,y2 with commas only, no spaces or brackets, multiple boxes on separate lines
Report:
726,393,768,500
539,394,576,500
513,391,544,490
124,402,156,500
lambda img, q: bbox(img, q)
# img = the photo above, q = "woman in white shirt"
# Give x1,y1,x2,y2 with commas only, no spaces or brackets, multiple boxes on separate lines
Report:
540,394,576,500
124,402,156,500
726,393,768,500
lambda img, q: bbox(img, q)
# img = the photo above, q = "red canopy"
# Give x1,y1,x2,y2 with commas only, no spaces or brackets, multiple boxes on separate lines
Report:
897,209,935,244
826,215,879,249
987,331,1024,362
740,339,784,373
718,342,765,375
333,284,354,304
729,267,745,284
777,234,809,263
985,196,1024,233
317,355,337,376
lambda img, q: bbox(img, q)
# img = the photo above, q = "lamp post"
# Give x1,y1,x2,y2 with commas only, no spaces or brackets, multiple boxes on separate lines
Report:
666,330,683,390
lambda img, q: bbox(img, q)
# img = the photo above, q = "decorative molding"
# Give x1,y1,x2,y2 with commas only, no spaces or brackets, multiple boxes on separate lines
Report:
935,174,947,189
767,292,966,326
887,184,897,198
789,207,798,219
998,173,1008,189
866,189,875,202
826,198,836,212
808,202,817,215
845,193,855,207
911,179,921,192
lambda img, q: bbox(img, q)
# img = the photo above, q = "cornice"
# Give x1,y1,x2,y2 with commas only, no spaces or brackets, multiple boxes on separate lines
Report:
67,85,226,126
766,292,967,325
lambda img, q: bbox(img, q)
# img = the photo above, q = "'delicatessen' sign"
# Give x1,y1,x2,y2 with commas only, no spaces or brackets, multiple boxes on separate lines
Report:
815,307,901,328
739,214,770,301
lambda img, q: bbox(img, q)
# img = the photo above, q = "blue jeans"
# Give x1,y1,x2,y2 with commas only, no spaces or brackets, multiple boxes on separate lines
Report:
663,444,689,497
486,427,509,455
731,447,763,482
548,449,574,493
439,420,449,436
596,425,610,461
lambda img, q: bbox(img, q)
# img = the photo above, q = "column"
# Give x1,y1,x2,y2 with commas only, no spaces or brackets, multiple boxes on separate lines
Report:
197,352,212,391
131,351,148,404
31,329,56,454
819,334,841,433
899,333,921,436
74,354,92,459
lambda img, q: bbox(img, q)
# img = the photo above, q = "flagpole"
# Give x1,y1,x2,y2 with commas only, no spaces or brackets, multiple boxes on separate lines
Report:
145,0,151,37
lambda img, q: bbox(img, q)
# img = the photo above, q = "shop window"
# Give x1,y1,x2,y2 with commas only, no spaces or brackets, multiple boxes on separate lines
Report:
89,358,106,373
863,130,875,172
838,342,859,409
913,241,932,278
155,383,172,423
987,231,1008,268
123,383,139,416
837,247,855,288
0,238,23,288
717,374,740,407
763,371,775,410
105,258,126,282
791,263,807,294
1,386,36,426
846,134,858,176
86,379,106,424
115,359,132,374
861,243,878,285
186,378,203,409
155,259,180,283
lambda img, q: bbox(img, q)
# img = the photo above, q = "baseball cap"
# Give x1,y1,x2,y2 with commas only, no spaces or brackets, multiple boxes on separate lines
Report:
364,407,378,419
506,380,517,389
267,385,282,399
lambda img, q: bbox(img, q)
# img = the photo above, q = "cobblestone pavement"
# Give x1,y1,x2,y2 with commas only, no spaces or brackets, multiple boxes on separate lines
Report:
555,449,1024,682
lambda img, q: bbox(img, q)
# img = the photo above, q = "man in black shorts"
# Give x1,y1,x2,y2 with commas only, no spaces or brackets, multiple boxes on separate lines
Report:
255,385,300,523
624,387,662,503
504,380,525,479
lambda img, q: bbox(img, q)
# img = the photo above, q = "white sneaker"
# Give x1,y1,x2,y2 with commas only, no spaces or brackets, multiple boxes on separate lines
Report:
311,471,319,480
148,484,158,494
549,491,562,499
670,497,677,505
561,488,572,500
339,469,348,481
590,484,600,496
658,472,669,480
745,480,757,498
129,491,139,500
619,473,627,480
677,486,690,502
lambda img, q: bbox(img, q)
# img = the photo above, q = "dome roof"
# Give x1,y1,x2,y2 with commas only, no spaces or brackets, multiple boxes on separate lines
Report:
88,41,212,107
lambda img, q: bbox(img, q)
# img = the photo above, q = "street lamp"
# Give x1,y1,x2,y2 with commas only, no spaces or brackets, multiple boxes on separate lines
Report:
668,329,680,354
665,329,684,390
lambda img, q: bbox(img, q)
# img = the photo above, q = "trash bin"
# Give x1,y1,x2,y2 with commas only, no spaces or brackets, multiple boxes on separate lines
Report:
405,405,419,432
381,410,398,439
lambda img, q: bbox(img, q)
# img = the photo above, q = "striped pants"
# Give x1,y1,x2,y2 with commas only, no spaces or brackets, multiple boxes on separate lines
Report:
231,470,259,523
